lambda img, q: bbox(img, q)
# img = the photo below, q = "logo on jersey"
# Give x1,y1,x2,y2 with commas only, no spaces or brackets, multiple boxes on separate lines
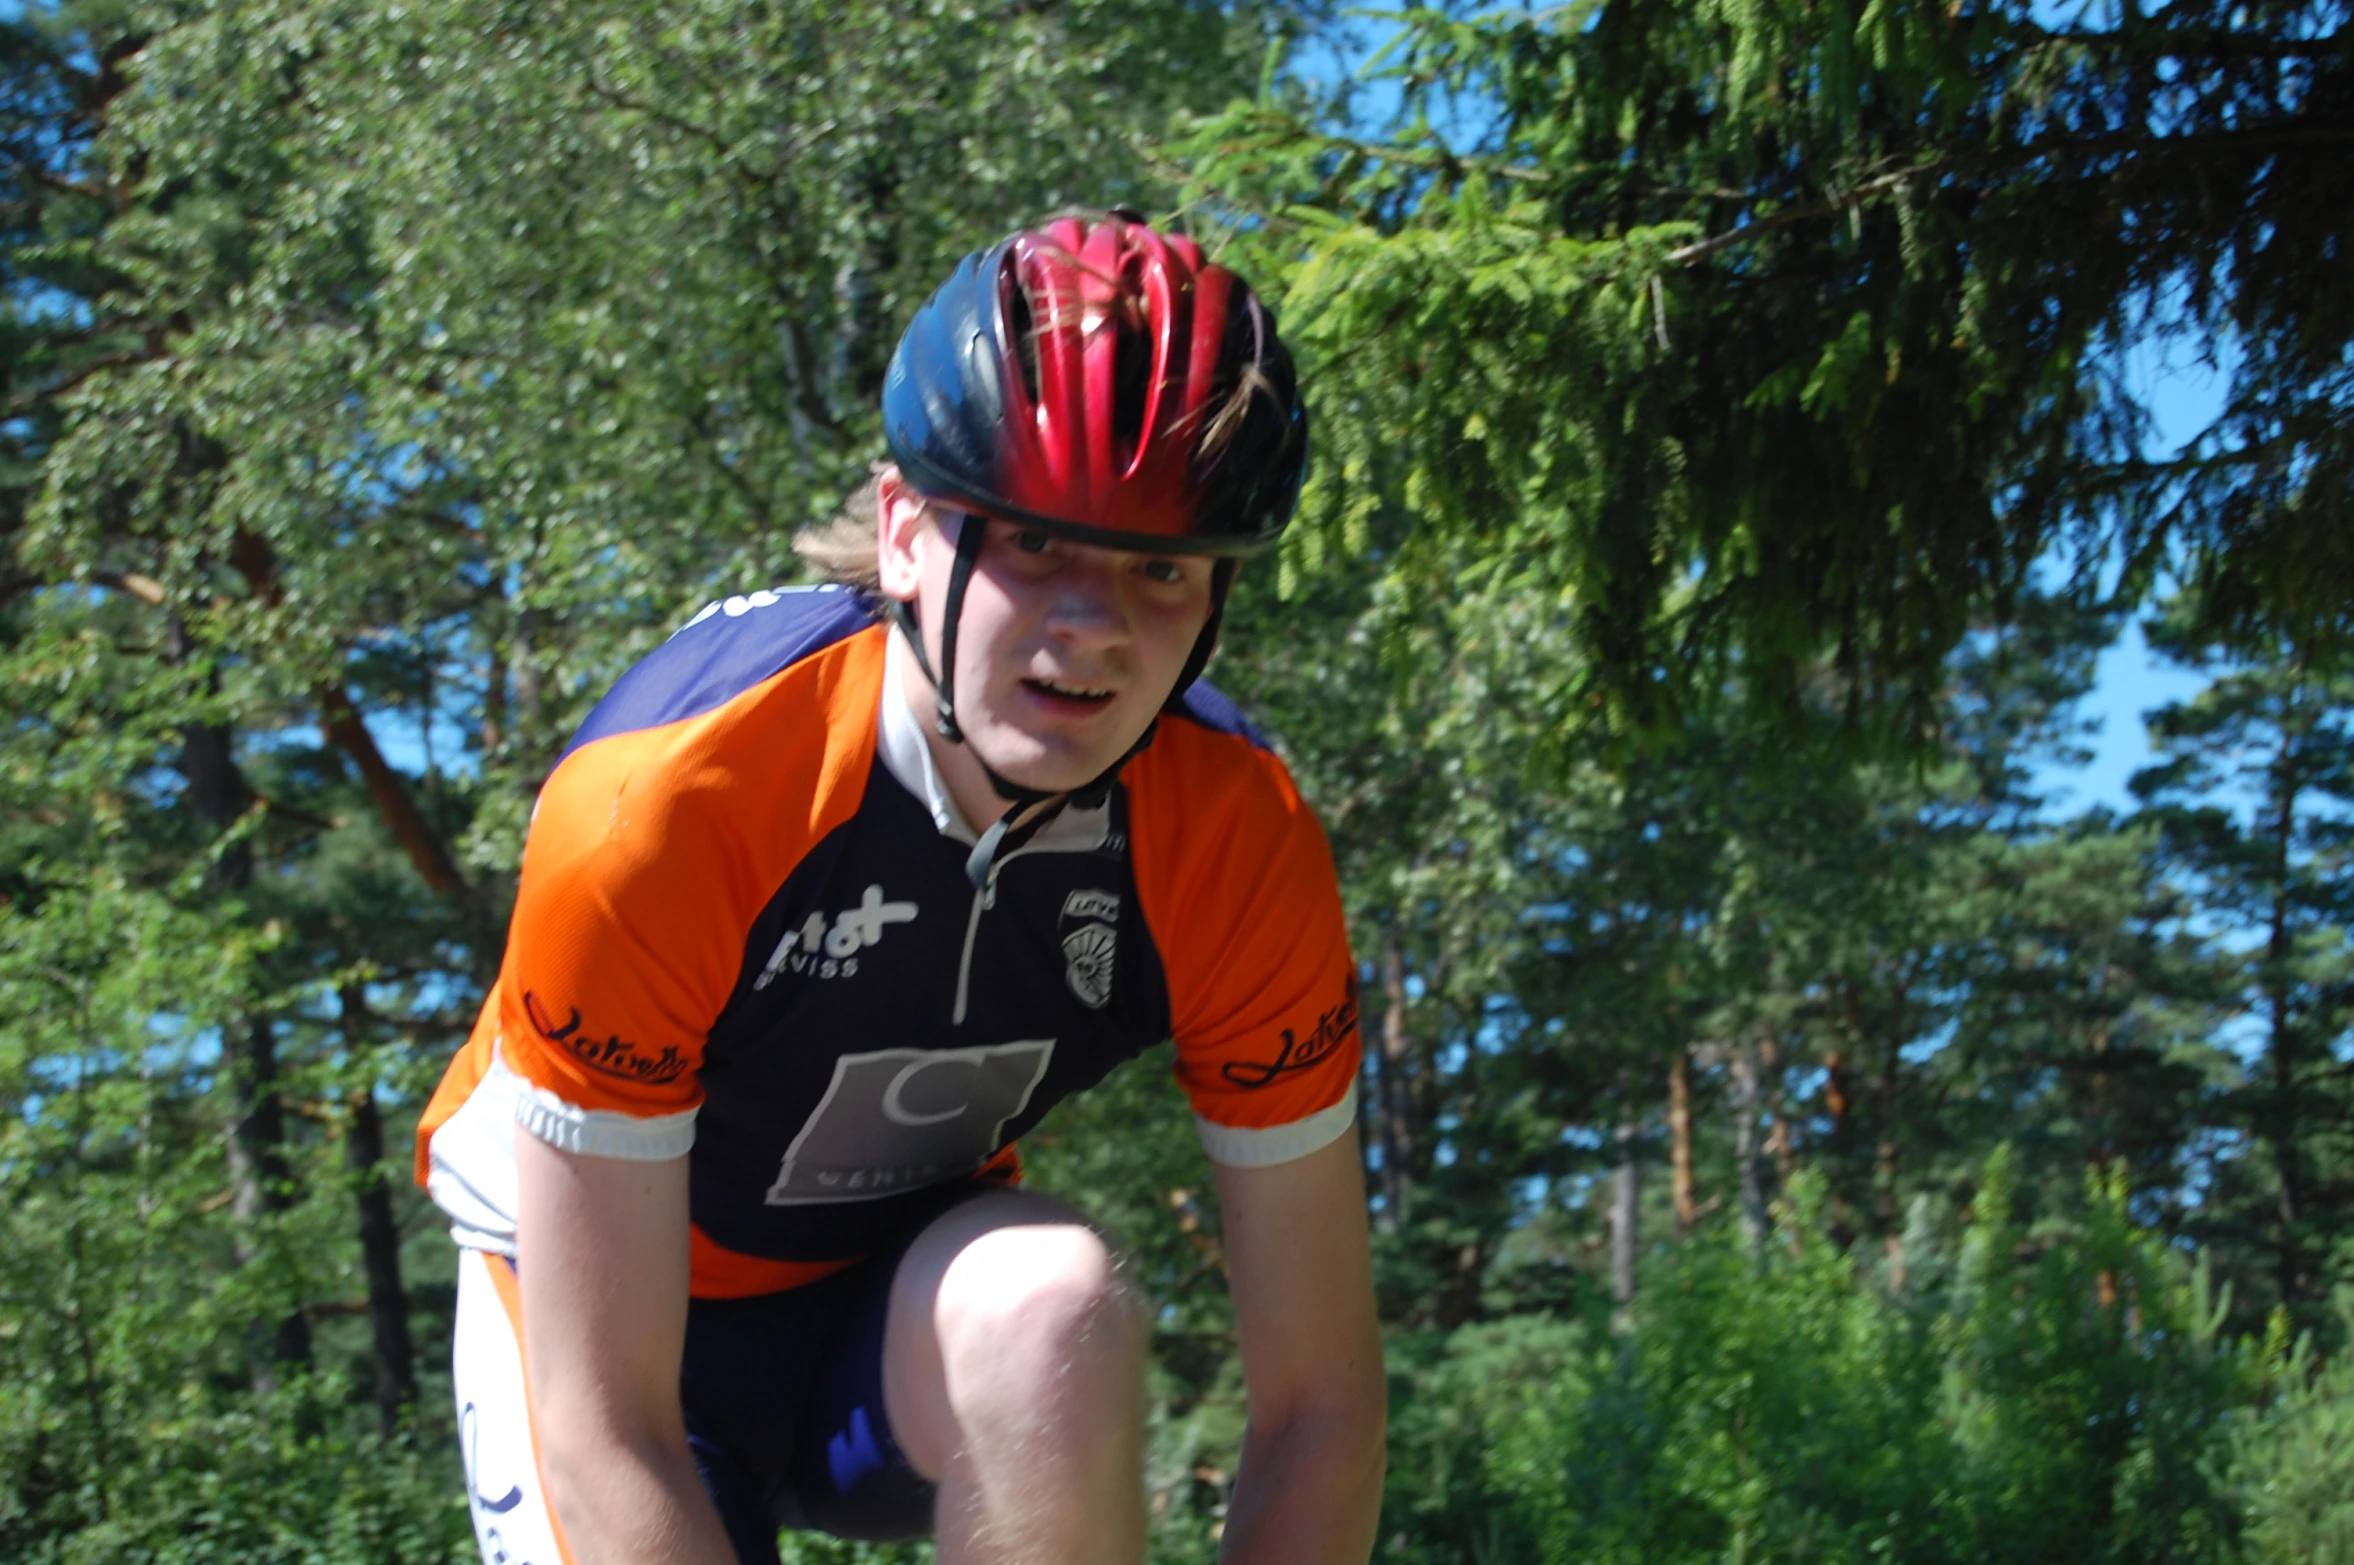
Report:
671,584,817,638
522,991,690,1085
764,1041,1056,1204
753,884,918,990
1220,995,1359,1089
1062,925,1117,1009
1058,889,1121,1009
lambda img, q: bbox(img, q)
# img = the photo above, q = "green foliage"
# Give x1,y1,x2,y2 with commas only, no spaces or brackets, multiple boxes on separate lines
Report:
1379,1153,2271,1565
1185,0,2354,739
2,0,2351,1559
2230,1293,2354,1564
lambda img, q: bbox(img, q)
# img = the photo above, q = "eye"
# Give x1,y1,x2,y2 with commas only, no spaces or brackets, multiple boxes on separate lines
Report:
1009,529,1054,556
1140,558,1189,585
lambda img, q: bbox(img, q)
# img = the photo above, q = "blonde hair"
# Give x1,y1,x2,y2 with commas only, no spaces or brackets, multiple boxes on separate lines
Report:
793,471,886,592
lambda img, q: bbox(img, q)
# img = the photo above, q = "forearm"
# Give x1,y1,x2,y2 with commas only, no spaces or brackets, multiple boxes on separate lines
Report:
1218,1404,1386,1565
540,1421,741,1565
516,1134,730,1564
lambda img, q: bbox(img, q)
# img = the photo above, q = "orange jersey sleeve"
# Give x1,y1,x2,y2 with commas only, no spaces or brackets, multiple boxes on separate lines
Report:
497,640,881,1126
419,621,885,1178
1127,713,1360,1166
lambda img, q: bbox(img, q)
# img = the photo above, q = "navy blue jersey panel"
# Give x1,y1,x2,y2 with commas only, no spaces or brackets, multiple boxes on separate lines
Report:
1169,678,1273,750
689,762,1173,1265
563,587,878,759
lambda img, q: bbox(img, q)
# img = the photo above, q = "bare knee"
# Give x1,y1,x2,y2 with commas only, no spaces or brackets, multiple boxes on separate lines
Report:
934,1223,1144,1403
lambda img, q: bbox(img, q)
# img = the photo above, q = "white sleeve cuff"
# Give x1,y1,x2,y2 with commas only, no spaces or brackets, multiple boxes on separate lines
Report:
1195,1082,1358,1169
503,1061,697,1161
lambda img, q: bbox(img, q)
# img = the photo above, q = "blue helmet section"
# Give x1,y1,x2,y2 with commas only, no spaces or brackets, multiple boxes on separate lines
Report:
881,242,1014,520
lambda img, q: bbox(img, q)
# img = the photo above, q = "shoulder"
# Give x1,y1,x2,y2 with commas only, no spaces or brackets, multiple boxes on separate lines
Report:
561,584,882,760
1124,681,1339,947
1127,683,1359,1162
1126,680,1309,829
527,588,885,903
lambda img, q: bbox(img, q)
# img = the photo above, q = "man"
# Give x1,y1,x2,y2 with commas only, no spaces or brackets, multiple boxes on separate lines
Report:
416,212,1385,1565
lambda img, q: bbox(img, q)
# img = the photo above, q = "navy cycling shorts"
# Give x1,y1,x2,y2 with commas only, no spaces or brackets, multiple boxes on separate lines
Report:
680,1245,935,1556
452,1239,935,1565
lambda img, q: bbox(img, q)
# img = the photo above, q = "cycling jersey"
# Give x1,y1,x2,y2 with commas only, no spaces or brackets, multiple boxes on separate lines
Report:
415,584,1360,1298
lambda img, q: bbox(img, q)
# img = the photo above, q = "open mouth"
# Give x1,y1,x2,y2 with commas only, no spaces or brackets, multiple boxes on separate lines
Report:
1022,677,1115,707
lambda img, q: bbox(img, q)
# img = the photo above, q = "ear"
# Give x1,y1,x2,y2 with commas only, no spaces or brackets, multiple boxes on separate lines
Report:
875,465,928,604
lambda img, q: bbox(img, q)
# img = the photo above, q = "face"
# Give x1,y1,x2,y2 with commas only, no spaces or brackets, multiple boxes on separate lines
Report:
875,468,1218,819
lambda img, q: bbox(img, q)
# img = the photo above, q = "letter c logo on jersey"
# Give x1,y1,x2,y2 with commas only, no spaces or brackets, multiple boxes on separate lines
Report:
765,1041,1056,1205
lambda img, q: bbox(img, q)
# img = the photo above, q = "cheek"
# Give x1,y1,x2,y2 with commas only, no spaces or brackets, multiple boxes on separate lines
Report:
946,585,1032,695
1136,595,1213,674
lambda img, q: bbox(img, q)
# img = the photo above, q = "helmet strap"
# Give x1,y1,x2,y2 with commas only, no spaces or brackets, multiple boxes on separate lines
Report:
1165,558,1239,710
886,507,991,745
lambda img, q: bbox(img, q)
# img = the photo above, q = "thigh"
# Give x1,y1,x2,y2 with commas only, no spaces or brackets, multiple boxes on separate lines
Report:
450,1248,568,1565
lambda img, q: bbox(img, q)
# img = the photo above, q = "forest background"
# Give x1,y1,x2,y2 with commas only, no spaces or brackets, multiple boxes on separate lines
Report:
3,0,2350,1560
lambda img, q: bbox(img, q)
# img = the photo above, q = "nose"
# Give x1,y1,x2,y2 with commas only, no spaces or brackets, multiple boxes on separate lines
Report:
1040,551,1130,650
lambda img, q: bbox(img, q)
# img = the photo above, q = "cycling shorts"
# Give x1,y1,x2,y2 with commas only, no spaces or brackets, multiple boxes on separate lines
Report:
452,1239,933,1565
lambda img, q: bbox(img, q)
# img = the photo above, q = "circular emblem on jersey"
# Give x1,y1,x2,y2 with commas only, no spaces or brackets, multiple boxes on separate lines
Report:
1062,922,1117,1009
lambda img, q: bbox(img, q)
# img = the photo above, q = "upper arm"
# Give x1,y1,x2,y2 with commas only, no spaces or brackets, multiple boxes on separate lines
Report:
496,744,719,1444
1214,1135,1384,1427
514,1129,693,1445
1130,731,1362,1168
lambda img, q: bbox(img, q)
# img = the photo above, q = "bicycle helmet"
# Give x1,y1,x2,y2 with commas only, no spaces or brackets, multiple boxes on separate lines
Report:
878,211,1309,884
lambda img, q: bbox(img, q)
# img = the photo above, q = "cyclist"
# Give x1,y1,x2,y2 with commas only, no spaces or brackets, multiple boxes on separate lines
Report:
417,212,1384,1565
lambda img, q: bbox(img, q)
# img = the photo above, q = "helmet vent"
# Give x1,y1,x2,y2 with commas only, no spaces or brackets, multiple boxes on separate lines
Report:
1006,277,1041,407
1110,286,1151,470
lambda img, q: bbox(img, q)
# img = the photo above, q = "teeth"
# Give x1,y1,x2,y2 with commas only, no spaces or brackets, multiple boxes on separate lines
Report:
1035,679,1110,698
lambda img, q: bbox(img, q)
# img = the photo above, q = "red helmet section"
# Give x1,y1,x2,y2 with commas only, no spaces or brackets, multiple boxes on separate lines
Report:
995,219,1225,545
884,213,1306,555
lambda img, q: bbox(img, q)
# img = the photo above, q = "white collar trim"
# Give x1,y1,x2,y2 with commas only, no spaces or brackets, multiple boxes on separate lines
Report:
879,641,978,843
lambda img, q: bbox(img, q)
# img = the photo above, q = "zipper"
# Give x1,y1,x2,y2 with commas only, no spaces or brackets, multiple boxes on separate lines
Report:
948,803,1113,1027
952,885,986,1026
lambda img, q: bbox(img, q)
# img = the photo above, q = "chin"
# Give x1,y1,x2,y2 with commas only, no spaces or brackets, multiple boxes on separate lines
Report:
972,730,1138,799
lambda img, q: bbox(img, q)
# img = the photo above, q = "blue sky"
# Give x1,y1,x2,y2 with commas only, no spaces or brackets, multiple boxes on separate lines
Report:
2028,332,2227,817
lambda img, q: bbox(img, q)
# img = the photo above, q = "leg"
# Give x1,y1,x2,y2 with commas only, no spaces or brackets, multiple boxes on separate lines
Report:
880,1191,1148,1565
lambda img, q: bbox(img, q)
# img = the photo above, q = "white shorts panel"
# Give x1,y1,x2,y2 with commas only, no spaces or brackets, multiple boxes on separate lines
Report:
452,1248,570,1565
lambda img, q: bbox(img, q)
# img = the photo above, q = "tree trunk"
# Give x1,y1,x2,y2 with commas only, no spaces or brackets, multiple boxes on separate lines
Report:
1667,1050,1698,1237
510,600,556,806
342,989,416,1435
1762,1032,1795,1190
1823,1029,1859,1247
225,1014,313,1390
481,636,507,756
1876,1026,1906,1287
1370,932,1416,1234
2264,750,2306,1308
1731,1038,1769,1255
221,524,479,911
1609,1115,1639,1325
320,684,472,902
178,704,311,1389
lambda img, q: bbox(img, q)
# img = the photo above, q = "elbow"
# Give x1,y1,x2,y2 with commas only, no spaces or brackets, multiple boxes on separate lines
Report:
532,1410,619,1536
531,1394,687,1539
1263,1361,1389,1498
